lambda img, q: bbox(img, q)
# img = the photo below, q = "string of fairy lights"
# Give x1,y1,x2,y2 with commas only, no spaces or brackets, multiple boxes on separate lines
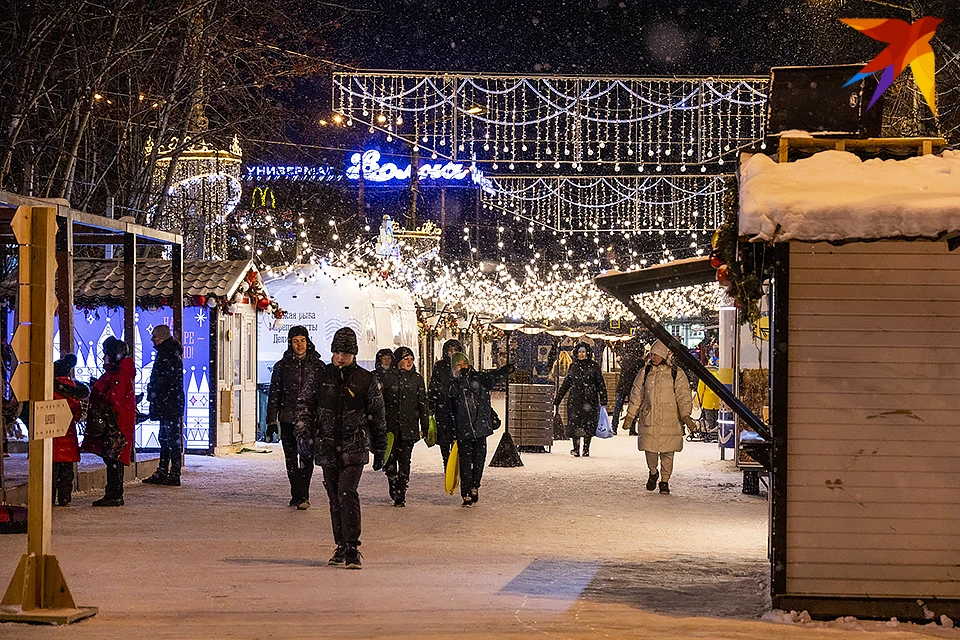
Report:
331,73,768,171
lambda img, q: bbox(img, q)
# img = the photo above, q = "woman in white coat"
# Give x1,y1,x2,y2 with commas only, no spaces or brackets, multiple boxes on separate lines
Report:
623,340,693,494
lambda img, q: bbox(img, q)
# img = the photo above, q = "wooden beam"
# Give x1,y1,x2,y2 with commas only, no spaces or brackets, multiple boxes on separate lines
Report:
769,243,790,600
123,232,136,357
55,210,74,362
172,245,183,343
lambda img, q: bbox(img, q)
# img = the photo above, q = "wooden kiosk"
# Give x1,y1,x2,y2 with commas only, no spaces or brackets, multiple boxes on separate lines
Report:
597,137,960,621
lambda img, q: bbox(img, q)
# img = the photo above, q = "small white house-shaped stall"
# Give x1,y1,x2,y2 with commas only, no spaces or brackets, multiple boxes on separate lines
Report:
42,258,276,456
740,138,960,620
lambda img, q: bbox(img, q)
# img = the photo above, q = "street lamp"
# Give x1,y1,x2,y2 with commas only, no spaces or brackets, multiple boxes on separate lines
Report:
489,316,525,468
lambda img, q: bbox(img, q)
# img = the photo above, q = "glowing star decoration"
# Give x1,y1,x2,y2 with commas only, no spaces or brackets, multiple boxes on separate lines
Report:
841,16,943,116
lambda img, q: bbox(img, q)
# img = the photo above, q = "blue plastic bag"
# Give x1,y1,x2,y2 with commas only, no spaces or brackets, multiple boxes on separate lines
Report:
595,407,614,439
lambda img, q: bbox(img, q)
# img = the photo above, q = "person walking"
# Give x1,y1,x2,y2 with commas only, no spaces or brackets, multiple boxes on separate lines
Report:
298,327,386,569
623,340,693,495
83,337,136,507
445,353,512,507
141,325,185,487
612,338,646,436
52,354,89,507
374,348,394,382
554,343,607,458
428,339,463,469
266,326,324,510
380,346,428,507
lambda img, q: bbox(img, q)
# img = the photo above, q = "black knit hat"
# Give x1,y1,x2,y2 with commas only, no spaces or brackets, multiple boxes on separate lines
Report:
54,354,77,377
394,346,415,364
288,325,310,343
331,327,359,355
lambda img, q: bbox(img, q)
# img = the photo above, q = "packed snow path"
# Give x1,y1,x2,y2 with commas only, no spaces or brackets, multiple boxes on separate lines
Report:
2,434,957,638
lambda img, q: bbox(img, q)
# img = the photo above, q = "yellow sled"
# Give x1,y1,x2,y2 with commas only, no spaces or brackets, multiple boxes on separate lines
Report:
445,441,459,495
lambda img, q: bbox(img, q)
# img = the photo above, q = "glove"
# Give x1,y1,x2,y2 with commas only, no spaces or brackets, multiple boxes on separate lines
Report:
372,452,385,471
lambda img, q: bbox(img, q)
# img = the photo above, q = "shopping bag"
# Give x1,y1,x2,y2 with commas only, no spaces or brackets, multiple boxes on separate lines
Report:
445,441,460,495
383,432,395,467
426,415,437,447
595,407,614,439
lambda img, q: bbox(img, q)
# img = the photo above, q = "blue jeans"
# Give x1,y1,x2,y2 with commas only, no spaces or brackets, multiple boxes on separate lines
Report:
159,417,183,476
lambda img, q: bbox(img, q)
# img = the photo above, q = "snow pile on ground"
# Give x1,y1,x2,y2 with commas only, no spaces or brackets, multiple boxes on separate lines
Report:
739,149,960,242
762,609,960,637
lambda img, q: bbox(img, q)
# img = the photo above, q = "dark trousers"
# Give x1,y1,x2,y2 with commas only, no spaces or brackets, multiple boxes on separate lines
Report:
457,437,486,498
105,458,124,499
158,417,183,476
52,462,74,505
572,435,593,455
321,464,364,548
386,435,415,500
280,422,314,503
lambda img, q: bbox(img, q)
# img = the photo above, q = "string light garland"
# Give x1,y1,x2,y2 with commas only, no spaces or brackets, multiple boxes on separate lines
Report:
332,72,768,170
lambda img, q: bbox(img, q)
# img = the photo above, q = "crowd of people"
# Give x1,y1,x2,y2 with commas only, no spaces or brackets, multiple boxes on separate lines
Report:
22,321,701,570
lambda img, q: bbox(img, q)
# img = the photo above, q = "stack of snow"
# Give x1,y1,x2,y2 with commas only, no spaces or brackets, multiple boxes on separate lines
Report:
739,149,960,243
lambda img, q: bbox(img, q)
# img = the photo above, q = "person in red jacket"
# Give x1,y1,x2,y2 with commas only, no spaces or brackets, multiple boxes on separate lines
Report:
52,354,89,507
82,337,136,507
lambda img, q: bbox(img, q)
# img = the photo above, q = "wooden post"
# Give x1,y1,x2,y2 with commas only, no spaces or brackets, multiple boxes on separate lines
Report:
769,243,790,605
1,206,97,625
172,244,183,343
123,232,136,356
55,210,74,361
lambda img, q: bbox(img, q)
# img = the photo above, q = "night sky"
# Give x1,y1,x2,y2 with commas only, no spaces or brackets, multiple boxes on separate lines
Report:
324,0,926,76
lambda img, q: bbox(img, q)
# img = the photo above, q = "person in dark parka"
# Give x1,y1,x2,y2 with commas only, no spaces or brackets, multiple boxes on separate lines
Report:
445,353,513,507
142,324,186,486
266,325,324,509
612,337,647,436
380,346,429,507
297,327,387,570
374,348,394,381
554,342,607,458
428,338,463,469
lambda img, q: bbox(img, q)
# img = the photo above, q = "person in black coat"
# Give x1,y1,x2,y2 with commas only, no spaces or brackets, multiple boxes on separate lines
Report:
374,348,394,382
612,337,647,436
445,353,512,507
427,338,463,469
554,342,607,458
265,325,325,509
142,324,186,485
380,346,428,507
297,327,387,570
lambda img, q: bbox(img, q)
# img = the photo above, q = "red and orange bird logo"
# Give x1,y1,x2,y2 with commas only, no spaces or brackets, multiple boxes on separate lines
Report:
841,16,942,117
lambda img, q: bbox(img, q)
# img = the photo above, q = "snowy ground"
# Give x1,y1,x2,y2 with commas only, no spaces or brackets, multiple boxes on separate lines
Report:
1,427,958,638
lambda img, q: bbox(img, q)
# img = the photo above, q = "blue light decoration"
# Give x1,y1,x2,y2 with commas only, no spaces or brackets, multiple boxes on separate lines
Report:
345,150,492,190
29,306,213,453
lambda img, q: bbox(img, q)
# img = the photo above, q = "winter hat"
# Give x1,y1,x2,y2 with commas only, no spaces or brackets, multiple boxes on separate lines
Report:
376,348,395,368
288,325,310,343
442,339,463,359
575,342,592,359
331,327,359,355
53,354,77,378
650,340,670,360
152,324,172,341
102,336,128,362
394,346,415,364
450,352,470,369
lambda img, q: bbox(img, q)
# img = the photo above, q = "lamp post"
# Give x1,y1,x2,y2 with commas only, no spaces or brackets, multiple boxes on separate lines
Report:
489,316,525,468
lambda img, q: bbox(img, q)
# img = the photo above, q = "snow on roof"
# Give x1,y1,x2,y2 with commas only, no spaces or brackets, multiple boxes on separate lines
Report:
738,149,960,242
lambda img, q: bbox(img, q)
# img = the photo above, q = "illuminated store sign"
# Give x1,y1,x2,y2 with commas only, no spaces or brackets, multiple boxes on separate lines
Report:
245,165,342,182
346,150,482,184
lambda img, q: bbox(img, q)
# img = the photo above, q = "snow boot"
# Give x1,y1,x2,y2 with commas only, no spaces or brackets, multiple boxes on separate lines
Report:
582,440,591,458
328,545,346,566
297,500,311,510
142,470,167,485
462,497,473,507
659,481,670,495
92,496,124,507
160,474,181,487
470,489,479,504
344,547,362,570
393,495,405,507
645,471,659,491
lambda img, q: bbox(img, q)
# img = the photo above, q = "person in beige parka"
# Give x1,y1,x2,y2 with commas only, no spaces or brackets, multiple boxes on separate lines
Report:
623,340,693,494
